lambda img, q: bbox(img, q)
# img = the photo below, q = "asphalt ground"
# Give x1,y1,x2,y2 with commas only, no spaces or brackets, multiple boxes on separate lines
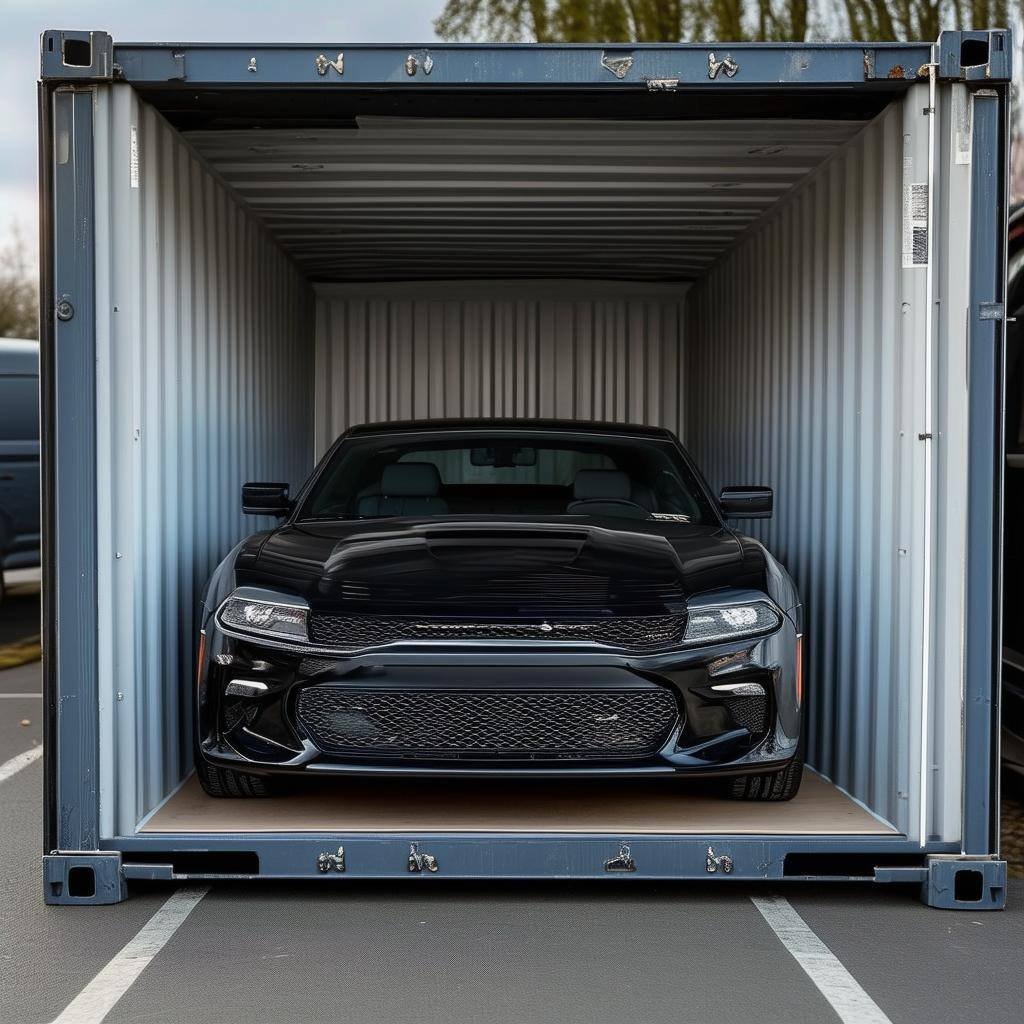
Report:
2,620,1023,1023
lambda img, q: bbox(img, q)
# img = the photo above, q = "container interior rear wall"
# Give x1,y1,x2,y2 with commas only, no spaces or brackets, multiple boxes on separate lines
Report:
92,81,969,843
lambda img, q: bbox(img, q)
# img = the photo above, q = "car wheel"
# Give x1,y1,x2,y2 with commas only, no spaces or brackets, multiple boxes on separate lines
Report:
195,760,273,798
725,756,803,801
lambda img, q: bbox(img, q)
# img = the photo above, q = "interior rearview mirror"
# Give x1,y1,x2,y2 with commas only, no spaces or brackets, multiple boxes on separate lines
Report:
719,486,773,519
242,481,292,517
470,445,538,467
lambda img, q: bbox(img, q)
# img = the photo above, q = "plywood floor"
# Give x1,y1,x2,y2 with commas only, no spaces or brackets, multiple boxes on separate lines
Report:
141,768,895,835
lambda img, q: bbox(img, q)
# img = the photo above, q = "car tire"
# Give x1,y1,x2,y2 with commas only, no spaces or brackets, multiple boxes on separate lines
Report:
725,756,803,801
195,760,273,798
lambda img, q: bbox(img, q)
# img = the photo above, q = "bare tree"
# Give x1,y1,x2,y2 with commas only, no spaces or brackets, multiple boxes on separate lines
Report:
434,0,816,41
0,224,39,340
434,0,1013,42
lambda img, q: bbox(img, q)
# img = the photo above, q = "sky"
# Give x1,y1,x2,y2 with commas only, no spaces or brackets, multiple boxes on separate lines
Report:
0,2,442,258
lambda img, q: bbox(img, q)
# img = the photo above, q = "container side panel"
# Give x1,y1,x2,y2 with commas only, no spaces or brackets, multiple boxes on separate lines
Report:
313,283,686,454
687,102,925,836
93,85,315,835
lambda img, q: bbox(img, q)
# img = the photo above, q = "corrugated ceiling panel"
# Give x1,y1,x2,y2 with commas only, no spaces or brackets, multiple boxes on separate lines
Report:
187,118,865,282
94,85,316,833
314,283,685,454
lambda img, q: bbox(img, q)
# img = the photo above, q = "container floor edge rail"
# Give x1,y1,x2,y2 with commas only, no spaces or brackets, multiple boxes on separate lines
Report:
42,836,1006,911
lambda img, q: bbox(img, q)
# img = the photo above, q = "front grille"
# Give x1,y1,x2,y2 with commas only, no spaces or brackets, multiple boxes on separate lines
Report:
308,613,686,652
294,686,679,760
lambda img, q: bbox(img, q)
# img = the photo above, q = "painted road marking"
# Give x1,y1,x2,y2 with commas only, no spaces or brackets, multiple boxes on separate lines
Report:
752,895,892,1024
51,887,209,1024
0,744,42,784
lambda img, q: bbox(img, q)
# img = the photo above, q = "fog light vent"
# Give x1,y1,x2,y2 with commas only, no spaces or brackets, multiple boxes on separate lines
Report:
225,679,269,697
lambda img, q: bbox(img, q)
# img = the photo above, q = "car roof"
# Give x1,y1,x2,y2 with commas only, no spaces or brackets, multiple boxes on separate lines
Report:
343,418,675,440
0,338,39,376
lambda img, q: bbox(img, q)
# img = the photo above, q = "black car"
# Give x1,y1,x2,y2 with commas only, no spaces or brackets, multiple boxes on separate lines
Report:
195,420,804,800
1003,201,1024,784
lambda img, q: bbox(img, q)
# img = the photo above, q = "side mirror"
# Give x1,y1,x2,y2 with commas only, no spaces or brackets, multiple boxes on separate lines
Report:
719,486,773,519
242,482,292,517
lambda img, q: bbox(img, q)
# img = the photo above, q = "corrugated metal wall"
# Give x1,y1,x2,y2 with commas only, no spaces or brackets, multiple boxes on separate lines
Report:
93,86,316,835
313,283,686,455
687,95,965,840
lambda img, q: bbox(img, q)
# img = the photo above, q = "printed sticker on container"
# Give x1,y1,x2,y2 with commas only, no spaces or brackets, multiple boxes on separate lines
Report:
130,125,140,189
902,182,928,268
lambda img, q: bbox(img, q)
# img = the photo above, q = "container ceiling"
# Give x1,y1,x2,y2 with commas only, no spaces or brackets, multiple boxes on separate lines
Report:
186,117,867,282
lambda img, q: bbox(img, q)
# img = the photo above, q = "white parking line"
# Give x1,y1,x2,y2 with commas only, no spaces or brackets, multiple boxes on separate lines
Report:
0,744,42,784
751,895,892,1024
51,886,210,1024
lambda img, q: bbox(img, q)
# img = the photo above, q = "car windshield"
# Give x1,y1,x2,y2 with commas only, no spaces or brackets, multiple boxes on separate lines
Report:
298,430,716,524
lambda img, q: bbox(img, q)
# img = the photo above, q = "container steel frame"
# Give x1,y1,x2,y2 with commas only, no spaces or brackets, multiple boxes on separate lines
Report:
38,29,1011,907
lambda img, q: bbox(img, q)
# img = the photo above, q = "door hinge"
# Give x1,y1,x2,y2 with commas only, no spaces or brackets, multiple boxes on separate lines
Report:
316,846,346,873
706,846,734,873
408,843,439,873
604,842,636,872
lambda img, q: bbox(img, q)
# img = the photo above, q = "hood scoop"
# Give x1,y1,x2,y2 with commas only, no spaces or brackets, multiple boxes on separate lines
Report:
423,528,587,570
317,522,685,615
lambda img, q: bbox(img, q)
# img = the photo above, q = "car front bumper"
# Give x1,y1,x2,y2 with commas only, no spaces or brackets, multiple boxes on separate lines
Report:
196,615,801,780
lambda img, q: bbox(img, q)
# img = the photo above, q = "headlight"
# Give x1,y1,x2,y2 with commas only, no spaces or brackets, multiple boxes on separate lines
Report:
218,592,309,642
683,600,781,644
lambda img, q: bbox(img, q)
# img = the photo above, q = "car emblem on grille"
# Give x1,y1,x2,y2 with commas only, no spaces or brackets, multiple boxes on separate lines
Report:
539,622,553,632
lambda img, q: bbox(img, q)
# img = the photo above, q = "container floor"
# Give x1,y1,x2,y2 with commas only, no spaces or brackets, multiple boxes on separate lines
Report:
141,767,895,835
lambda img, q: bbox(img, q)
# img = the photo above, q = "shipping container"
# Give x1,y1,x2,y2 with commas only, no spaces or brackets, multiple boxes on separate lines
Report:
38,28,1011,907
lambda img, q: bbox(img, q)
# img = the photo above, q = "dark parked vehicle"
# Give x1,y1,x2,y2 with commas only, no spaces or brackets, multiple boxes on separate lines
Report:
196,421,803,800
0,339,40,600
1003,201,1024,783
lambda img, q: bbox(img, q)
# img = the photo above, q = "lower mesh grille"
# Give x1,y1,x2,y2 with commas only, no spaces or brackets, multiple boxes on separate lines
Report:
294,686,679,760
722,694,770,734
307,613,686,652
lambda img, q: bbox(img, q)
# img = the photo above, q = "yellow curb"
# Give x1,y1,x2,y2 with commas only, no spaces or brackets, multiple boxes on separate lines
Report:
0,636,42,670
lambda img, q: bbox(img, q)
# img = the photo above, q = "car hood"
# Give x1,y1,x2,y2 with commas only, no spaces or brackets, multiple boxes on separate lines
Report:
235,516,767,615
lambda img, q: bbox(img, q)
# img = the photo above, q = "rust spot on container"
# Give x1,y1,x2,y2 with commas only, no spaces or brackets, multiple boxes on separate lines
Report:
887,65,905,79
